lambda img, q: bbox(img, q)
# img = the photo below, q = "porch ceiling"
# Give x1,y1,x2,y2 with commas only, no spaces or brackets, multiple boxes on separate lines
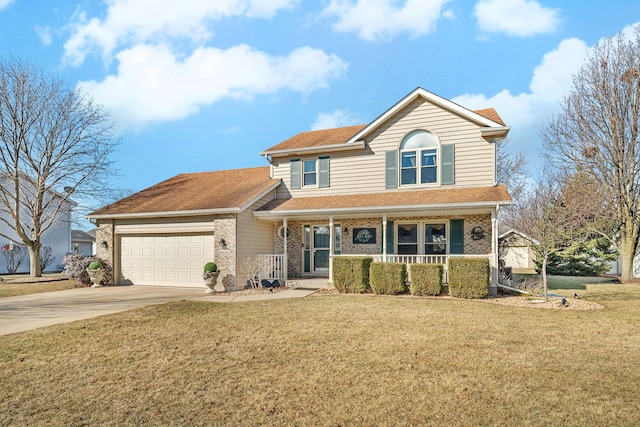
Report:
254,185,511,220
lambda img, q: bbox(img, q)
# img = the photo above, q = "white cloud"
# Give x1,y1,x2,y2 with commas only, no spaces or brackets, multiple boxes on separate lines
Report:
311,109,364,130
78,44,347,129
63,0,298,66
323,0,451,41
35,26,53,46
0,0,12,10
452,37,589,157
475,0,560,37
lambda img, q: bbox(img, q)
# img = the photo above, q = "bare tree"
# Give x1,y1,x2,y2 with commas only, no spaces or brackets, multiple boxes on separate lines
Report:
237,255,274,290
542,25,640,281
39,246,55,272
496,137,527,203
0,57,118,277
2,244,26,274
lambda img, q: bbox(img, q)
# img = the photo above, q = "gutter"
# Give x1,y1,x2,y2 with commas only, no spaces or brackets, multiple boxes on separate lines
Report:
261,140,366,158
254,199,513,219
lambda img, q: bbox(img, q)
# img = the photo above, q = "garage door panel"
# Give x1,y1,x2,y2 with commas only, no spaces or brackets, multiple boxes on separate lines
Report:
119,234,214,287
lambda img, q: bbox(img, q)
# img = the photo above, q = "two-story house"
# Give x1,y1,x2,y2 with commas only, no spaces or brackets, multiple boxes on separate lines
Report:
88,88,511,294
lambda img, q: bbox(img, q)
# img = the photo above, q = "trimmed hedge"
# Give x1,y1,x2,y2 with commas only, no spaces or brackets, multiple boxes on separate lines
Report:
448,257,490,299
333,257,373,293
409,263,444,296
370,262,407,295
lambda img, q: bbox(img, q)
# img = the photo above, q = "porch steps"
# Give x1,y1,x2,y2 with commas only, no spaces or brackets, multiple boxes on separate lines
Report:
286,278,332,290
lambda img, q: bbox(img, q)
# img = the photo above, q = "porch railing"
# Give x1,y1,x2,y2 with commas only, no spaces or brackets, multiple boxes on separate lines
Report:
257,254,285,281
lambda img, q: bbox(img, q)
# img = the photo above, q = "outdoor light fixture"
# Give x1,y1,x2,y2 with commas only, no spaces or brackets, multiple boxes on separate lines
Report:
343,227,349,235
101,240,109,249
218,238,228,250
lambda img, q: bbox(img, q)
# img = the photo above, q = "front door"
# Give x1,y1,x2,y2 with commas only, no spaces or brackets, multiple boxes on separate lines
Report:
312,225,330,272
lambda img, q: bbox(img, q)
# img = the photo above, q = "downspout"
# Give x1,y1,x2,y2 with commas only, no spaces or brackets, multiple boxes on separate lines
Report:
490,204,500,295
283,218,288,283
329,217,334,283
382,214,388,261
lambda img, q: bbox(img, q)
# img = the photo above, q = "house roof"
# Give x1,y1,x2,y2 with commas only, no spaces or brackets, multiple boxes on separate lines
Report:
474,108,506,126
88,167,280,218
71,229,95,242
261,88,508,157
499,229,539,245
262,125,367,154
255,185,511,218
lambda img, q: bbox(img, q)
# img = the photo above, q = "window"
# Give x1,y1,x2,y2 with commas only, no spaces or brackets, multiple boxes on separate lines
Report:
303,160,317,186
291,157,330,189
399,130,439,186
396,222,447,255
425,224,446,254
397,224,418,254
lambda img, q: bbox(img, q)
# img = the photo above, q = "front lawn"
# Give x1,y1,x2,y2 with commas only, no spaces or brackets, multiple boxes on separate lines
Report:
1,283,639,425
0,276,76,298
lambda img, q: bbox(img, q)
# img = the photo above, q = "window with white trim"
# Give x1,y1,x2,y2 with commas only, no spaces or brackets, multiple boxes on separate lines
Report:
400,130,439,186
396,222,447,255
303,160,317,186
290,157,330,189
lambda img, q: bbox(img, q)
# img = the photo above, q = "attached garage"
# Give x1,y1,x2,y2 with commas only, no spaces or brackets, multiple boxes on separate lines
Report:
118,233,214,287
87,167,281,289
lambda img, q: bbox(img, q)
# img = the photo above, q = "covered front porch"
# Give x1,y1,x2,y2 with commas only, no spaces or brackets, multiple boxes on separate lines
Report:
254,210,500,292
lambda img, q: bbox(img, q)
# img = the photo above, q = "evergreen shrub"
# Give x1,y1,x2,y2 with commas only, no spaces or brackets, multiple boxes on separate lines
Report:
332,257,372,293
448,257,490,299
409,263,444,296
370,262,407,295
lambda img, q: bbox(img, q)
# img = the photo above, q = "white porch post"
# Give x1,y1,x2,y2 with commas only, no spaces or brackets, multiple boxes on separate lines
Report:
490,207,498,295
283,218,288,282
329,216,334,283
382,214,388,262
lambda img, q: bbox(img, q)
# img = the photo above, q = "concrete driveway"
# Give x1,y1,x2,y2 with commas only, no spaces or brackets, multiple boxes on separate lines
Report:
0,286,207,336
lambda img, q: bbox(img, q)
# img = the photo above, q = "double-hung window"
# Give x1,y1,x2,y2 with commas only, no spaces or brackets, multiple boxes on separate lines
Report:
400,130,439,186
425,223,446,254
303,160,317,186
290,157,330,189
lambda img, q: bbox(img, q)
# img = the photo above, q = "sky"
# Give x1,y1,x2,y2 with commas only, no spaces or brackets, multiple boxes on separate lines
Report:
0,0,639,211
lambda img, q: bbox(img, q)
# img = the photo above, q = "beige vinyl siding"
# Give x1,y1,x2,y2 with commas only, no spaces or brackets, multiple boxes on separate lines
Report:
237,190,276,259
271,98,496,197
114,216,216,234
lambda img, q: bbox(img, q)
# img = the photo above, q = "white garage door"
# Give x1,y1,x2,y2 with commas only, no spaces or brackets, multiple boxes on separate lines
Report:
119,234,215,287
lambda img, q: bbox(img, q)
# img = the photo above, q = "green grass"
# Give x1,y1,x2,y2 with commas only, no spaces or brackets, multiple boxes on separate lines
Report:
1,282,640,425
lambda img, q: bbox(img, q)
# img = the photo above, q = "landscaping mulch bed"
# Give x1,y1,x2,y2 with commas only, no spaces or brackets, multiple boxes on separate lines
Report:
485,295,604,310
312,288,604,310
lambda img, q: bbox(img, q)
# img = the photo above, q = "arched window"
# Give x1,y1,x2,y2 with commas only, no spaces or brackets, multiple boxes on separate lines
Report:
399,130,439,185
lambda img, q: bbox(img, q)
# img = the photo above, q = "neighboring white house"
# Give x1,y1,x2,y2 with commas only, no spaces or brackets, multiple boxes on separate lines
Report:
0,177,75,274
0,214,72,274
71,229,96,256
499,229,538,274
88,87,512,294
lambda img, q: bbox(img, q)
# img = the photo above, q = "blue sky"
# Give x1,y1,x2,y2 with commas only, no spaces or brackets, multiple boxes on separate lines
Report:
0,0,639,202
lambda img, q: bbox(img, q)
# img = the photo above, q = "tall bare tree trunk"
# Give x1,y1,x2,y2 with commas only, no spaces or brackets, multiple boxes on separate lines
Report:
620,231,637,281
27,242,41,278
542,255,549,302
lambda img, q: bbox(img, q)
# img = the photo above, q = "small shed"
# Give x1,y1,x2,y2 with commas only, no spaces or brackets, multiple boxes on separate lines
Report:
499,229,538,274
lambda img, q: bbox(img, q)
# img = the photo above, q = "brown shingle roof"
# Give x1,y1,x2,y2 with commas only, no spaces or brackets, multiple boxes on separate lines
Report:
474,108,506,126
262,107,505,155
256,185,511,214
262,124,367,153
89,167,278,217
